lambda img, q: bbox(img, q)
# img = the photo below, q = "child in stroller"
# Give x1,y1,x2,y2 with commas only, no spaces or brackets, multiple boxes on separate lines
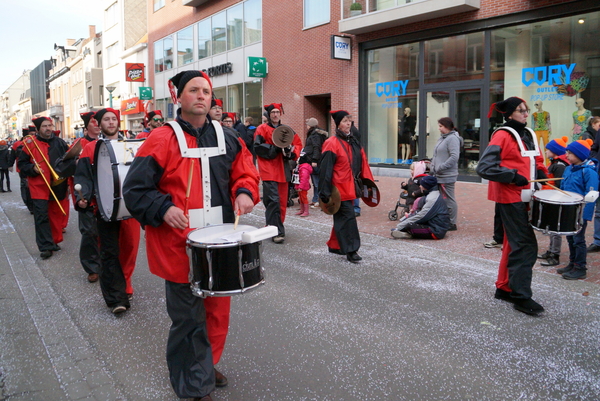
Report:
388,159,430,221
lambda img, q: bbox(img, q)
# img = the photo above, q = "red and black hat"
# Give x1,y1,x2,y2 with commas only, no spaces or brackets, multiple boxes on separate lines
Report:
487,97,526,121
169,70,212,100
211,98,223,108
221,112,234,121
264,103,283,115
94,108,121,124
80,112,95,129
27,125,37,133
330,110,350,128
32,116,52,131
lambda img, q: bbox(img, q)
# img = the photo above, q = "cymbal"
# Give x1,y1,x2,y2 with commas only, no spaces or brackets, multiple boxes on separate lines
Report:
272,125,295,148
319,186,341,215
361,178,380,207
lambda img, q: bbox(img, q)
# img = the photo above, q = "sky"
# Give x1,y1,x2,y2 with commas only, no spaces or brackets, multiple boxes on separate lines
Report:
0,0,105,93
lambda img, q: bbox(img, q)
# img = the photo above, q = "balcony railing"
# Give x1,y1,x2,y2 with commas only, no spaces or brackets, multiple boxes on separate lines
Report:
340,0,480,35
50,104,64,117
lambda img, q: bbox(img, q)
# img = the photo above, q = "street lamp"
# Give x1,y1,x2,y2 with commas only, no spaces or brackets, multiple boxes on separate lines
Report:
106,86,116,108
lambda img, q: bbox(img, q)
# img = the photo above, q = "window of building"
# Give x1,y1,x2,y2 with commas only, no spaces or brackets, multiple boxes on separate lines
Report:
304,0,329,28
244,0,262,45
466,34,483,72
227,4,243,50
154,40,164,72
198,19,211,59
212,12,227,55
105,2,118,28
154,0,165,12
177,26,194,66
97,51,102,69
163,36,173,70
106,42,119,68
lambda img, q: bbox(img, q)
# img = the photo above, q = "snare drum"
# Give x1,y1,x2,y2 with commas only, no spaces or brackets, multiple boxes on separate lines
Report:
187,224,265,297
94,139,145,221
530,189,584,235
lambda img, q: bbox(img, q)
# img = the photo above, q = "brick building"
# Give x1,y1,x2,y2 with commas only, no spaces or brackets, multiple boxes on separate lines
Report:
148,0,600,178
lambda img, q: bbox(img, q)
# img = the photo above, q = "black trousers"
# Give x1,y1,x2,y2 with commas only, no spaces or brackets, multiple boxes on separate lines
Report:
263,180,285,236
21,177,33,212
79,209,101,274
493,202,505,243
96,217,129,308
32,199,56,252
497,202,537,299
165,281,215,398
333,200,360,254
0,168,9,190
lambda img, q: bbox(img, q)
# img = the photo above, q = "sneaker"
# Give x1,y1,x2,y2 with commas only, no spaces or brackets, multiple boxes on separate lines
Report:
112,305,127,314
587,243,600,253
272,235,285,244
214,368,228,387
540,254,559,266
484,240,502,248
556,263,574,275
537,250,552,259
513,298,544,316
562,268,587,280
391,229,411,239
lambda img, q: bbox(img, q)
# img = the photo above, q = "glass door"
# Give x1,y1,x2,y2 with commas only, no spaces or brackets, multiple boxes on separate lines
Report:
424,87,482,176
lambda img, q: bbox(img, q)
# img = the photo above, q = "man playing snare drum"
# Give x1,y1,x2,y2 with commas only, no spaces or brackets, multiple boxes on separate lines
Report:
122,70,259,401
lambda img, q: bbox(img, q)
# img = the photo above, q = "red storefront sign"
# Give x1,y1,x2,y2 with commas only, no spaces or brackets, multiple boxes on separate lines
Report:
126,63,145,82
121,97,144,115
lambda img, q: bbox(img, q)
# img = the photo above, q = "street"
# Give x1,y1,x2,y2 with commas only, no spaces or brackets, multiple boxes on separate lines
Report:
1,171,600,401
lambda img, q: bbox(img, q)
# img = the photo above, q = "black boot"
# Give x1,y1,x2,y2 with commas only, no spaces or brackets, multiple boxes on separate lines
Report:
540,253,559,266
556,263,574,275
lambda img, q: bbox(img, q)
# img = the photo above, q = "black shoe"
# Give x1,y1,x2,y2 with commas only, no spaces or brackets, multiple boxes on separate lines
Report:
6,189,10,192
328,247,344,255
537,250,552,259
562,268,587,280
193,396,213,401
556,263,574,275
448,223,457,231
540,254,559,266
494,288,515,303
214,368,228,387
52,245,61,251
586,243,600,253
513,298,544,316
40,250,53,259
346,251,362,263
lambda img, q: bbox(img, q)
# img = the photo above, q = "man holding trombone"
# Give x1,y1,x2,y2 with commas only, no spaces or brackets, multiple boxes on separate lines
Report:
17,117,69,260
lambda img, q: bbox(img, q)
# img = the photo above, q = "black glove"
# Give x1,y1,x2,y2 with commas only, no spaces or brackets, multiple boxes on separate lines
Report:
512,173,529,186
536,169,547,180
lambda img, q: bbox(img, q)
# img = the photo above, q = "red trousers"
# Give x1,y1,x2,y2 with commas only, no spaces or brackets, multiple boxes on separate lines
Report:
204,296,231,365
49,198,69,244
119,218,141,295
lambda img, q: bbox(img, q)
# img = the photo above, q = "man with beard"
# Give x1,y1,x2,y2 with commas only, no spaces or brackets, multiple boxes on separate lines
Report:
122,70,259,401
18,117,69,259
253,103,302,243
74,108,131,314
137,110,164,139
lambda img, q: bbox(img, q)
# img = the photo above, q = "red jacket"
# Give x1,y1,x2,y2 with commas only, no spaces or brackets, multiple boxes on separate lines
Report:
18,135,68,200
254,123,302,182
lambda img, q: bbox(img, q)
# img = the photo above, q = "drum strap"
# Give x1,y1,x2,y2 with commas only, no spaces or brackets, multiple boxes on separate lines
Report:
492,126,539,186
167,120,226,159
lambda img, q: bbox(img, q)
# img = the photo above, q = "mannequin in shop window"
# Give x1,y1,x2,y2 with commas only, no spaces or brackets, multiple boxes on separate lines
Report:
532,100,551,147
399,107,416,163
572,98,592,141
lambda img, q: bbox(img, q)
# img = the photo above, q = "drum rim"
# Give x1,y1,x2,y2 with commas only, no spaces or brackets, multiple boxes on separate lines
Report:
532,189,583,204
94,139,120,222
187,224,257,246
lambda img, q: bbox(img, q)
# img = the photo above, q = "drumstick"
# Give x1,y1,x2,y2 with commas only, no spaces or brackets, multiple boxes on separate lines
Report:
184,159,195,216
74,184,84,201
234,210,240,230
546,183,572,197
528,177,564,183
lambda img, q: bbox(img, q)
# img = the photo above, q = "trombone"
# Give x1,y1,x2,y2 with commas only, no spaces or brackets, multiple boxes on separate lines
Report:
25,134,66,186
22,137,66,216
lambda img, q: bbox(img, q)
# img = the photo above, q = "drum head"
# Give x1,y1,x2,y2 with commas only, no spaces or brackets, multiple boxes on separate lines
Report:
94,140,119,221
361,178,380,207
188,224,257,246
533,189,583,204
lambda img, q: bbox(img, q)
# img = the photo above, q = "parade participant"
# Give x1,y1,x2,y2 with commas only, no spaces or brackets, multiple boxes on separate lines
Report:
254,103,302,243
122,70,259,401
477,97,548,316
74,108,131,314
137,110,164,139
319,110,374,263
55,112,102,283
221,112,234,129
0,139,15,192
17,117,69,260
208,98,223,122
11,128,35,213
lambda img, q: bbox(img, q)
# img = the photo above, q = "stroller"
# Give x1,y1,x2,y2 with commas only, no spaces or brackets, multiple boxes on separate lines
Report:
388,159,430,221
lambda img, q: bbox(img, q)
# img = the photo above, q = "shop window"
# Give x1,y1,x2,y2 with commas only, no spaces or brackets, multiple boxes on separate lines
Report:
197,19,211,59
213,87,227,110
227,4,244,50
304,0,329,28
178,26,194,66
244,81,263,122
531,35,550,65
154,40,164,72
244,0,262,45
228,83,244,120
212,12,227,55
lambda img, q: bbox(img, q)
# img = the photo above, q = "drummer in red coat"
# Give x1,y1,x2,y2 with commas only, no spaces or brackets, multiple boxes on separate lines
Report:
122,70,259,401
319,110,374,263
253,103,302,243
17,117,69,260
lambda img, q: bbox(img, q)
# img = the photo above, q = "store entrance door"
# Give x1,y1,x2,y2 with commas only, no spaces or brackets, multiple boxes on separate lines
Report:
423,87,483,176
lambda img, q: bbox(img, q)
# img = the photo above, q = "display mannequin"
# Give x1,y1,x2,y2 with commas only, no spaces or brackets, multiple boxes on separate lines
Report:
572,98,592,141
532,101,551,164
398,107,416,163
